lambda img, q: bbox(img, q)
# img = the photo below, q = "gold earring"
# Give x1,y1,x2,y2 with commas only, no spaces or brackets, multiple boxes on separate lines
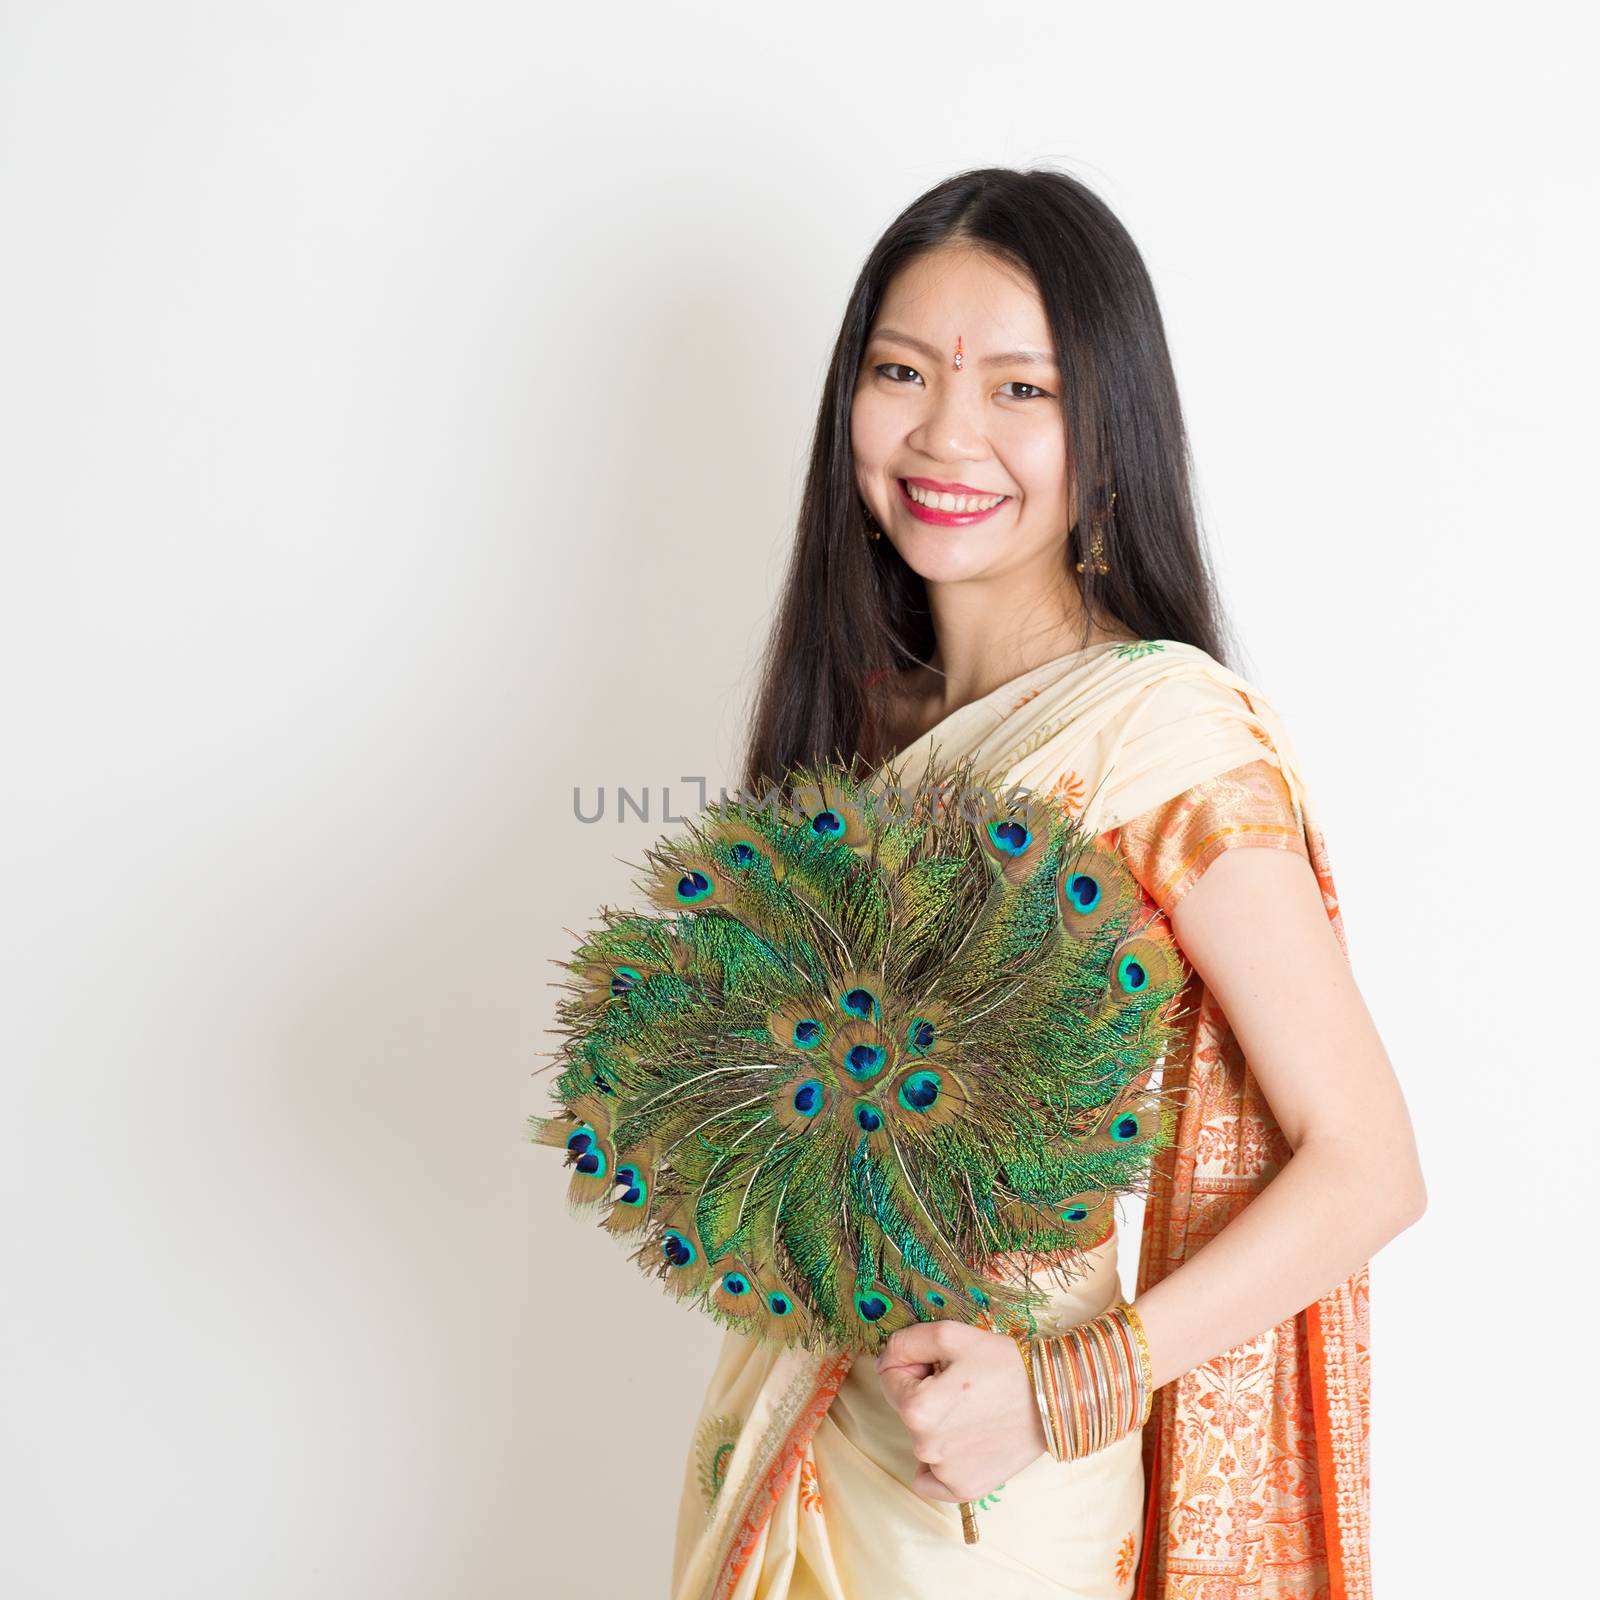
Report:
862,500,882,541
1074,489,1115,575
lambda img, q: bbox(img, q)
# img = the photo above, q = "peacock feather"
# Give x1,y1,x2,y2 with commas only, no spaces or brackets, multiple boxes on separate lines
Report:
528,753,1192,1355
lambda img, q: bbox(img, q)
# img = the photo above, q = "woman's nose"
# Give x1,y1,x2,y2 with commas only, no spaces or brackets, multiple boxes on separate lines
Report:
907,386,988,460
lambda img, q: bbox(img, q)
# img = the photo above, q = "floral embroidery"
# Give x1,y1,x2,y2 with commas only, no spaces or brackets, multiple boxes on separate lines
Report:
1009,686,1043,712
974,1481,1006,1509
1112,639,1166,660
1193,1346,1272,1439
1044,767,1086,815
1115,1530,1137,1583
797,1455,823,1512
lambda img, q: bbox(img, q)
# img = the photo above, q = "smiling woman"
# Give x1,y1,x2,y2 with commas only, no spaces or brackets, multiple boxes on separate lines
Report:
667,165,1422,1600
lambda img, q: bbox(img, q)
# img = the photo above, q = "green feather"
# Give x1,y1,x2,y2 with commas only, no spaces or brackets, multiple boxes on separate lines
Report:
530,752,1188,1354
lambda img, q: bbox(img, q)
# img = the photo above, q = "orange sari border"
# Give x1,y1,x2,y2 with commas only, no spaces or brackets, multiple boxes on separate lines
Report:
709,1351,854,1600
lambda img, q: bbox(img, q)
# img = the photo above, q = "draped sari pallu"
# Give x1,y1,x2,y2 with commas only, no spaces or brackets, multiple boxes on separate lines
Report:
670,640,1371,1600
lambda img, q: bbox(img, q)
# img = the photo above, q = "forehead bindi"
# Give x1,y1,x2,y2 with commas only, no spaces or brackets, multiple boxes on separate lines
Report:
868,326,1059,372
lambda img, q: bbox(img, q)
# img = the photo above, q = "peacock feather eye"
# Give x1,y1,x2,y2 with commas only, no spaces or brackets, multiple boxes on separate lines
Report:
840,986,879,1020
830,1017,891,1084
1064,872,1101,914
675,869,715,905
567,1124,607,1179
841,1263,915,1335
977,791,1055,884
925,1289,947,1308
708,1256,767,1321
810,809,846,842
1103,933,1182,1006
590,1071,614,1095
774,1074,834,1131
704,817,782,880
1056,843,1137,938
610,964,644,997
766,1291,792,1315
662,1229,697,1268
768,999,834,1060
613,1163,647,1206
854,1289,890,1322
1108,1109,1145,1142
600,1145,659,1237
1049,1190,1113,1222
905,1017,936,1053
855,1104,883,1133
896,1069,941,1113
782,784,873,848
844,1042,887,1080
887,1061,971,1128
1076,1078,1163,1157
987,817,1032,856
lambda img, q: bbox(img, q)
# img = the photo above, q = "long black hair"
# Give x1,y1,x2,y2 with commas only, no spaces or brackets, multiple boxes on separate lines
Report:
740,164,1236,794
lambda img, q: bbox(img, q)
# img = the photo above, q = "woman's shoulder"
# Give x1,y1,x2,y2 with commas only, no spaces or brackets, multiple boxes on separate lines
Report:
1110,639,1280,730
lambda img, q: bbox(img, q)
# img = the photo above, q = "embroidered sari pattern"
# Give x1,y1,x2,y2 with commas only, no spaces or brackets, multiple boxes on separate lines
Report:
1112,760,1372,1600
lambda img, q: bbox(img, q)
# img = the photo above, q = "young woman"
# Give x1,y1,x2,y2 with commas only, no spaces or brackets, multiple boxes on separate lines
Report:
669,166,1425,1600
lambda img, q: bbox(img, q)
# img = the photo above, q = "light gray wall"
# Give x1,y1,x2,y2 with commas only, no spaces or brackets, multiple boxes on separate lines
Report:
1,2,1587,1595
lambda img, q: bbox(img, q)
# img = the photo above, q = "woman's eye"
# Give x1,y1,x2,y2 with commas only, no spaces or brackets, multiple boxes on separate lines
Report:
874,364,1052,401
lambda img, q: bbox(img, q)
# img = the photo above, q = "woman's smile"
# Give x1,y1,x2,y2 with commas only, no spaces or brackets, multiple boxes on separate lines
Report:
897,476,1013,525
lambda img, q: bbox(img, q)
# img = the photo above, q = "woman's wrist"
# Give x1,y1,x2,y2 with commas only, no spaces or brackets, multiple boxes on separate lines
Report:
1023,1299,1155,1462
1010,1333,1053,1458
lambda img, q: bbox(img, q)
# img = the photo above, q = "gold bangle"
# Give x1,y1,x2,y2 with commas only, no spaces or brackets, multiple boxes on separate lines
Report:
1119,1298,1156,1427
1014,1331,1034,1385
1047,1304,1151,1462
1037,1336,1067,1460
1013,1333,1055,1458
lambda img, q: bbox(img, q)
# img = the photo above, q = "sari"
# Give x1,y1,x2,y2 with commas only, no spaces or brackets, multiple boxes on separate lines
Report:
669,637,1371,1600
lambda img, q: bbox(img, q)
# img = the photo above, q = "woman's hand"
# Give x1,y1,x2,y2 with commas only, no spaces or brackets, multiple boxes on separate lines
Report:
873,1321,1048,1502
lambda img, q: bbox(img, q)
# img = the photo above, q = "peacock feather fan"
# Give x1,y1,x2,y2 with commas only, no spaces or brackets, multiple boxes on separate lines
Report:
528,753,1192,1355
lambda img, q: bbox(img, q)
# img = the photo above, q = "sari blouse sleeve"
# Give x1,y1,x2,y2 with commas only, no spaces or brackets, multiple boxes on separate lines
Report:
1111,756,1310,917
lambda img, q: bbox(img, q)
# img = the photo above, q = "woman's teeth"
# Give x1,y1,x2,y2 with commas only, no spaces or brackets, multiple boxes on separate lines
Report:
903,482,1008,513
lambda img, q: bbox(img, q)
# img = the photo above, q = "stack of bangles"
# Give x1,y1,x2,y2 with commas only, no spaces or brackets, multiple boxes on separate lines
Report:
1013,1297,1155,1461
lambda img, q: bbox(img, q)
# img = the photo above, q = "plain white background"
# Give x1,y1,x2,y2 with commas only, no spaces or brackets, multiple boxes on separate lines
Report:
2,2,1592,1594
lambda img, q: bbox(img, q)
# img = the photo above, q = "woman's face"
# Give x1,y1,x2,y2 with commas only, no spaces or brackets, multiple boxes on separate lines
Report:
851,245,1076,586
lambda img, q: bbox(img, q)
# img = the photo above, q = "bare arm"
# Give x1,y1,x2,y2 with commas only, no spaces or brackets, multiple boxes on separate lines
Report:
1133,844,1427,1390
875,828,1429,1506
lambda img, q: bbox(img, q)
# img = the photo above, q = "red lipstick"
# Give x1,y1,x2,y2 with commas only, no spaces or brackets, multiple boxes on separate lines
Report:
897,477,1012,527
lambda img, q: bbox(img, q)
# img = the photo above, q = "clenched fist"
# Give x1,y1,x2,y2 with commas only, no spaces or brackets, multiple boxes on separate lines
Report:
873,1320,1050,1503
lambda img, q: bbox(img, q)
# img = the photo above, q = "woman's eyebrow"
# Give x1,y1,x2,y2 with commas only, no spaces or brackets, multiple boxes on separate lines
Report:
868,327,1059,368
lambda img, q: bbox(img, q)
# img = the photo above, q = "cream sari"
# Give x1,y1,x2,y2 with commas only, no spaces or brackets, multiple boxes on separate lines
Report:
669,637,1370,1600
